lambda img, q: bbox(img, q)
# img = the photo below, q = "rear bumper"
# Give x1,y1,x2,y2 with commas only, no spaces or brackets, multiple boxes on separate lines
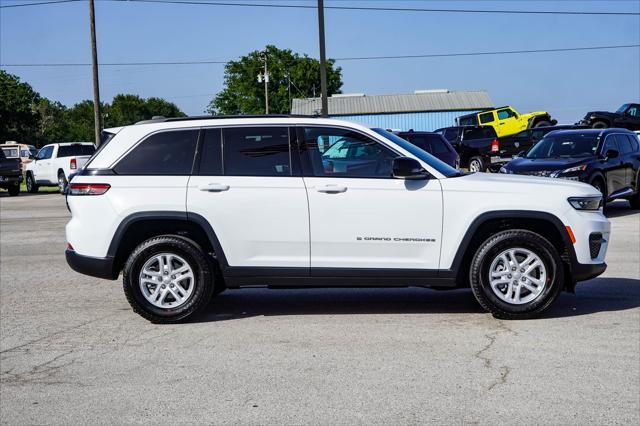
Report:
65,249,118,280
573,262,607,282
0,175,23,186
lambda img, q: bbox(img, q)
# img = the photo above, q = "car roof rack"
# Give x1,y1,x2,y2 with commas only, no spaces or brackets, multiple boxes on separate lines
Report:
135,114,318,125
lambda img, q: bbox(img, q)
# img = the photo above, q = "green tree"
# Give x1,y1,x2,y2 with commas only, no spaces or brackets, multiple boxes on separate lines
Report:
0,70,41,143
106,94,185,127
208,45,342,115
35,98,68,146
65,100,99,142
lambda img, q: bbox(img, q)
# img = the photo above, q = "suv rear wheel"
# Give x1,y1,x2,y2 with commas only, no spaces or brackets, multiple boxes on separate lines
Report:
469,230,564,319
468,156,486,173
26,173,38,193
57,171,68,194
123,236,215,323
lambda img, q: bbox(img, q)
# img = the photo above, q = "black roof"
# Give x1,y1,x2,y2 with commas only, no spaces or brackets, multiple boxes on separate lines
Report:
546,127,634,136
135,114,316,125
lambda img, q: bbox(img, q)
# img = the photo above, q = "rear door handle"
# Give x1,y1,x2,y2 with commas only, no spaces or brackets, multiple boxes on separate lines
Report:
198,183,230,192
316,185,347,193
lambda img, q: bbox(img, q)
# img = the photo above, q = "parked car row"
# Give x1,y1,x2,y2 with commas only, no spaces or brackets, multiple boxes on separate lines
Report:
500,128,640,209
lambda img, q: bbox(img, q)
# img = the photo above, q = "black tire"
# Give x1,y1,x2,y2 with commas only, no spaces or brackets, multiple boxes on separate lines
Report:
57,171,68,194
469,229,564,319
629,176,640,209
533,120,551,128
591,178,607,210
592,121,608,129
8,184,20,196
26,173,38,193
468,156,486,173
123,236,215,323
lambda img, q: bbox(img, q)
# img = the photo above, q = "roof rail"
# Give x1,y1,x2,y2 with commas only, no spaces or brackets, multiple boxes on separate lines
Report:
135,114,318,125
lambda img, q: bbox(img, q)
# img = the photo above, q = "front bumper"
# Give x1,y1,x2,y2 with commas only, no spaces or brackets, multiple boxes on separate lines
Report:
66,249,118,280
573,262,607,282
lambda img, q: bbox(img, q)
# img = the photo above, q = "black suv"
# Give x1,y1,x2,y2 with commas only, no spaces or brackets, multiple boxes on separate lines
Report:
501,128,640,208
577,103,640,130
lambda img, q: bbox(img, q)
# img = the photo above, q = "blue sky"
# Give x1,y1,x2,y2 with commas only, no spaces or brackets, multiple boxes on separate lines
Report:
1,0,639,122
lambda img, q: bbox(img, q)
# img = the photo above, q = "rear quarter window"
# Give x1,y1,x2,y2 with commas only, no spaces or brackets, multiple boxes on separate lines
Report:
114,129,199,175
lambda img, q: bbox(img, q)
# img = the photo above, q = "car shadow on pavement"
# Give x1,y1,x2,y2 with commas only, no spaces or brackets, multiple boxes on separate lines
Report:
191,277,640,323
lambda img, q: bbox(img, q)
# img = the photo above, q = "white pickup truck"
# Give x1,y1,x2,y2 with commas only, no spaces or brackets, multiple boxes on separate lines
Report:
25,142,96,193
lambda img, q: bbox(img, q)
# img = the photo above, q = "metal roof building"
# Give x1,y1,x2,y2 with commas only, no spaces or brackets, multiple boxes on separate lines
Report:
291,89,493,131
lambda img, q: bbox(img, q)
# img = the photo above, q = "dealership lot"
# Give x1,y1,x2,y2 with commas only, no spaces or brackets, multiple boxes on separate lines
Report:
1,194,639,424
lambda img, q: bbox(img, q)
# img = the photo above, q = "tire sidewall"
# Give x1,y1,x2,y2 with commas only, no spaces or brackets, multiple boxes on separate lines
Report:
124,238,211,321
26,174,37,193
472,232,563,315
469,158,483,172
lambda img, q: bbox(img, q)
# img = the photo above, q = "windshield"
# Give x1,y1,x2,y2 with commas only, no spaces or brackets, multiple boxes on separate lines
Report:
526,133,599,159
616,104,630,113
371,128,462,177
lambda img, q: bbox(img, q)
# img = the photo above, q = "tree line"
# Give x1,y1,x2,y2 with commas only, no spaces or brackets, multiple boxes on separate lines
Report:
1,46,343,147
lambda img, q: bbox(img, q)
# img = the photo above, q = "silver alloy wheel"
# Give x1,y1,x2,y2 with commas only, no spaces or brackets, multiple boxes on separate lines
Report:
58,174,66,193
469,160,481,172
489,248,547,305
26,175,33,191
139,253,195,309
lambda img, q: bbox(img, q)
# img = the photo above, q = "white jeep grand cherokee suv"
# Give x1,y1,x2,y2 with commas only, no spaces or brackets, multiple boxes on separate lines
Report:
65,116,610,323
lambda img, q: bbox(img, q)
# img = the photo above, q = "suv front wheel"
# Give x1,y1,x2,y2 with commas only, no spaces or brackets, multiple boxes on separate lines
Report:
469,230,564,319
123,236,215,323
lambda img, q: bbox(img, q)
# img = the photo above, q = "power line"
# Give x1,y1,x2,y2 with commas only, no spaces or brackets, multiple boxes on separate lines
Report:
335,44,640,61
2,0,638,15
99,0,640,16
2,44,638,67
0,0,82,8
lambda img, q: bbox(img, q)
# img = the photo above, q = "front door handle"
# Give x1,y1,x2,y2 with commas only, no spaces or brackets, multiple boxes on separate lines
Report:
198,183,230,192
316,185,347,193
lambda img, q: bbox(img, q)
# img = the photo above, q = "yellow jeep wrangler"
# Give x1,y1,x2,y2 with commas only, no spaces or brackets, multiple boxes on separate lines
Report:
456,106,557,138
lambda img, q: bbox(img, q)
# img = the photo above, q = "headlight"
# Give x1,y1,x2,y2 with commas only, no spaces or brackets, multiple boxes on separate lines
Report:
499,166,511,174
550,164,587,178
568,196,602,210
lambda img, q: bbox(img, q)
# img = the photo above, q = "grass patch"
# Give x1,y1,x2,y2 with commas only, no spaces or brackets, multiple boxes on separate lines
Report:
19,182,59,193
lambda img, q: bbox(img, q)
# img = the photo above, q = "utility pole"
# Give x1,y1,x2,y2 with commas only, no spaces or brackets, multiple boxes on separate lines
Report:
257,52,270,114
317,0,329,118
88,0,102,146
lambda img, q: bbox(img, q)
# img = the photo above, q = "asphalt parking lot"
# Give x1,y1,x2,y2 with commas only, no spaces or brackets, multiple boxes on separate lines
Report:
1,193,639,425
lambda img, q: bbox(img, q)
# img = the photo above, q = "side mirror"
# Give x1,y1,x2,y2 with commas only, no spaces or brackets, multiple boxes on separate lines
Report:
392,157,430,180
604,149,619,160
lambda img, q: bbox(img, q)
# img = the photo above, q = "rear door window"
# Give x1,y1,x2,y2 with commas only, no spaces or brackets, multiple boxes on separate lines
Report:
479,112,495,124
626,134,640,152
199,128,223,175
114,129,198,175
443,128,459,142
426,134,451,154
222,126,291,176
614,134,633,154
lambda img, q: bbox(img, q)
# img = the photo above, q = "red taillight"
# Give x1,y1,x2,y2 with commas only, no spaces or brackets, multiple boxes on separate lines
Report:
491,139,500,153
67,183,110,196
70,158,77,169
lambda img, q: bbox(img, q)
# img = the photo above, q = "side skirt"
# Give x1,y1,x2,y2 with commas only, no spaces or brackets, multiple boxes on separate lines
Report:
223,267,458,289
